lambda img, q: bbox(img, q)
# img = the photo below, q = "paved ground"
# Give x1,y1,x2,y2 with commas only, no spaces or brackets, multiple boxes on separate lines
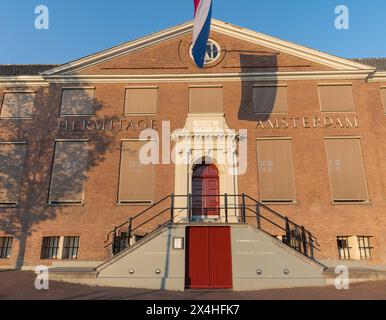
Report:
1,271,386,300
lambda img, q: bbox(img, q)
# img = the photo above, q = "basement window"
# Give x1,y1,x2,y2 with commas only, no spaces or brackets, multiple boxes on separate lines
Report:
337,236,351,260
62,237,80,260
0,237,13,259
113,232,129,254
41,237,60,260
41,236,80,260
357,236,373,260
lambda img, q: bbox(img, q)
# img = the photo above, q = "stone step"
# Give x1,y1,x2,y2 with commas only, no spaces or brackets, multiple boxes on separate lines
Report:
49,267,98,286
324,267,386,279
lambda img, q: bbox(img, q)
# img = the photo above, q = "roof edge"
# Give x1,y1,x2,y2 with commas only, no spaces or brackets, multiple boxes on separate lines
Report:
41,20,194,76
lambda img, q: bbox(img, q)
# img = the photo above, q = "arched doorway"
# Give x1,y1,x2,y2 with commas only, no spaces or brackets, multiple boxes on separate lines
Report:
192,164,220,219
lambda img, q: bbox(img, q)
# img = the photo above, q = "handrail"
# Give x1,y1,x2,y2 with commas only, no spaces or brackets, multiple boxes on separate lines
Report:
104,193,321,260
117,195,171,230
245,207,320,252
243,194,321,248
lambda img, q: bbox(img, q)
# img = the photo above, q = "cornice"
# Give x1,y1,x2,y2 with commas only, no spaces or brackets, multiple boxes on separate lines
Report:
367,72,386,82
43,70,372,84
0,76,48,87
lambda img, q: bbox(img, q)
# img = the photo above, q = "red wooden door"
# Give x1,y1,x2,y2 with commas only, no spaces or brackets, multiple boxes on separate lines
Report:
186,227,233,289
192,164,219,218
185,227,209,289
208,227,233,289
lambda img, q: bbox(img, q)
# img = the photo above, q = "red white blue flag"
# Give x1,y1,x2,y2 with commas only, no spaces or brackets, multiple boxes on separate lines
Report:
192,0,213,68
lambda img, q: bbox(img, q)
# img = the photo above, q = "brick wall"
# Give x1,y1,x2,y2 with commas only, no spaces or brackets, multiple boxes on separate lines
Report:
0,31,385,268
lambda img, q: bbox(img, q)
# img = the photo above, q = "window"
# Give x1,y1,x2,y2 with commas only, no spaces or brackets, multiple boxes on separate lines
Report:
0,143,27,206
0,237,13,259
189,86,223,114
325,138,368,203
124,87,158,115
205,41,220,63
41,237,60,259
256,138,296,202
0,91,35,118
318,84,355,112
60,88,95,116
381,87,386,114
41,236,80,260
357,236,373,260
135,235,145,242
190,39,221,65
62,237,80,259
337,235,374,260
48,141,88,204
118,140,155,204
282,230,302,250
337,236,351,260
113,232,129,255
253,85,287,114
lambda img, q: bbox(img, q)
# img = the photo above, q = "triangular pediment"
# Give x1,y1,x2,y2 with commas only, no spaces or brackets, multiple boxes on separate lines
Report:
42,19,373,77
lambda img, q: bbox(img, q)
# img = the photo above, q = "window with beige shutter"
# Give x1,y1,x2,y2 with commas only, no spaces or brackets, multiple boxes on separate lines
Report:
0,92,35,118
253,86,288,114
60,89,95,116
256,139,296,202
48,141,88,204
189,86,223,114
124,87,158,115
325,138,368,202
318,84,355,112
0,143,27,206
118,140,155,203
381,88,386,114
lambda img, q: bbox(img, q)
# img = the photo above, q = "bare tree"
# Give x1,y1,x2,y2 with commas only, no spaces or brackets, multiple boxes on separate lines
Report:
0,84,119,268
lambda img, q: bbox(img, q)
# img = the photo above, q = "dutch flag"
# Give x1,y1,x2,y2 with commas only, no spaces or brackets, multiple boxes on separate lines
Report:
192,0,213,68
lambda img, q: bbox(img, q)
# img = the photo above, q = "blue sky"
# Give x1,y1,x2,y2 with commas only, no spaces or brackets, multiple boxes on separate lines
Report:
0,0,385,64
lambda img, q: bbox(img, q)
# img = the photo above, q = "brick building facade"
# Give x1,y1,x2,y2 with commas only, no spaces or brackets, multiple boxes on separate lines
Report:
0,20,386,278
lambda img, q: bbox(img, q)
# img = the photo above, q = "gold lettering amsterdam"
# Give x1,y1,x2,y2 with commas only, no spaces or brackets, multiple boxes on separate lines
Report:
281,118,289,129
313,117,321,128
302,117,310,128
335,118,344,129
256,121,265,129
255,116,359,130
324,117,333,128
267,119,279,129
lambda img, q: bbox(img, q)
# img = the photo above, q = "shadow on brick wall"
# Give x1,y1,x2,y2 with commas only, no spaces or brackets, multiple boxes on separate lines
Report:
237,53,278,122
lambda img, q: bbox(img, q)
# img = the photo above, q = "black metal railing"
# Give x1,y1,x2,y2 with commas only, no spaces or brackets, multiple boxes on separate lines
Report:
104,194,320,260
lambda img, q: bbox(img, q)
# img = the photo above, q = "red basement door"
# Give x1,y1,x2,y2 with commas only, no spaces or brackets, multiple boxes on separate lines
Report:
185,226,233,289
